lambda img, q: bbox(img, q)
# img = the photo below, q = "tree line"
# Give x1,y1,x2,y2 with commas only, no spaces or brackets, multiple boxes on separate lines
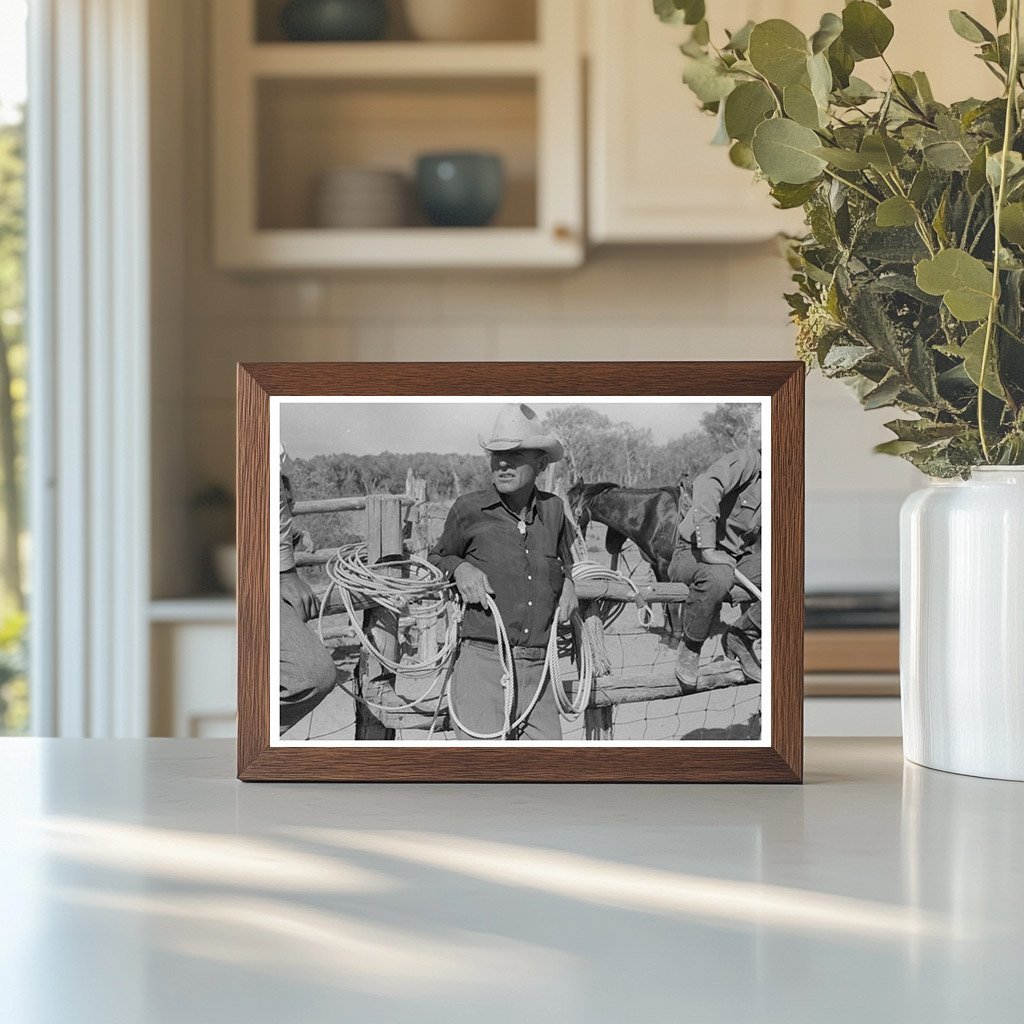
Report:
288,403,761,520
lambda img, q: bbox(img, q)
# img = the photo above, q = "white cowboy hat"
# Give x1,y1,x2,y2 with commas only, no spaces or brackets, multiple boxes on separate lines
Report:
478,403,564,462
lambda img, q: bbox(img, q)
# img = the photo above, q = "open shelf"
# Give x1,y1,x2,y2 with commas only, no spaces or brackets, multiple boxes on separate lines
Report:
249,41,544,77
213,0,581,268
256,76,538,232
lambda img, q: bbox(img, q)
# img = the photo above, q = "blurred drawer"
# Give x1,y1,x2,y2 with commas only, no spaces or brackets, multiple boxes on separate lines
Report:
805,628,899,674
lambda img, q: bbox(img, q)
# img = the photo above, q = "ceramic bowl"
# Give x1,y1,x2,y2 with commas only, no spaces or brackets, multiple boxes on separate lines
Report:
281,0,388,42
315,168,407,228
415,152,504,227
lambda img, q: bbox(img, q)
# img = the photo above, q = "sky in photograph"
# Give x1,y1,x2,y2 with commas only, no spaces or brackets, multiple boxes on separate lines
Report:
280,399,751,459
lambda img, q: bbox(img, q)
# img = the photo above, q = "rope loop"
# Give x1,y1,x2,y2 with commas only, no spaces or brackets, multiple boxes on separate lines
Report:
316,540,596,739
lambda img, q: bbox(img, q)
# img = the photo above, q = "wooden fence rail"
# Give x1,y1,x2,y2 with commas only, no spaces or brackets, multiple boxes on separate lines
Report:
286,490,752,737
292,495,416,516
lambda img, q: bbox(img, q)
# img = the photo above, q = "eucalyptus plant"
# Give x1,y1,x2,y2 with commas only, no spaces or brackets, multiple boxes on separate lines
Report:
657,0,1024,475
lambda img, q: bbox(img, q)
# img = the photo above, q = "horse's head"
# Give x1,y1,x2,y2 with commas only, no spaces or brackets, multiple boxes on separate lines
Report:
566,478,591,535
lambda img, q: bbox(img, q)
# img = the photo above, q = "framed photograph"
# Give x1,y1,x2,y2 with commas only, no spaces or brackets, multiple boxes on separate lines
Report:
237,362,803,782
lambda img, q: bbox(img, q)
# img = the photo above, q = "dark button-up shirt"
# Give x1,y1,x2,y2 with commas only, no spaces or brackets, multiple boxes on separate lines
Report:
678,448,761,557
428,484,573,649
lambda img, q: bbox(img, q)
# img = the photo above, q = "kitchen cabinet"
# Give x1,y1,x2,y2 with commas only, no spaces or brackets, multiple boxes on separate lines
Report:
587,0,811,243
211,0,583,269
586,0,999,244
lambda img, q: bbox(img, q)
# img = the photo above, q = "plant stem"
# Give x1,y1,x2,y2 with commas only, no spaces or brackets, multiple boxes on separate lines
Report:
884,170,939,255
979,0,1021,462
822,167,880,204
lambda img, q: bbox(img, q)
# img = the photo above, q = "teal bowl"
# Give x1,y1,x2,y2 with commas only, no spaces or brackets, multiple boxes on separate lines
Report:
415,153,505,227
281,0,388,41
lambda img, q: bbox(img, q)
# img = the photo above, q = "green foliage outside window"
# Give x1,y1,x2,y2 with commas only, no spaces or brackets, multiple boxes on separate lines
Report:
659,0,1024,476
0,110,27,733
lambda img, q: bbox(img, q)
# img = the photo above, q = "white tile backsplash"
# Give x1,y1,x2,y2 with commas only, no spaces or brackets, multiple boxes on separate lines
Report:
181,249,919,593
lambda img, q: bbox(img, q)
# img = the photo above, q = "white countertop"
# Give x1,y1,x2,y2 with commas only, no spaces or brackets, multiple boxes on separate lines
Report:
1,738,1020,1023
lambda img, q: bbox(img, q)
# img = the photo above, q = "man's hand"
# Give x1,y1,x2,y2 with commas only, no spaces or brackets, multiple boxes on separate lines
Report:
453,561,494,608
558,578,579,624
281,569,319,622
699,548,737,568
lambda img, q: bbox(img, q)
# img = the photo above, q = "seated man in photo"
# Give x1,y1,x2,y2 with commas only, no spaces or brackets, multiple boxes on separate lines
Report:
279,442,337,732
428,404,578,740
668,447,762,690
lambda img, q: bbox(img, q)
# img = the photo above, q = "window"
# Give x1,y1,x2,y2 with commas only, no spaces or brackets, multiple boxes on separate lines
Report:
0,0,28,734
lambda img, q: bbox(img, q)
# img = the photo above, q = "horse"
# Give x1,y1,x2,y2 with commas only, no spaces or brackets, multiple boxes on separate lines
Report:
566,480,686,583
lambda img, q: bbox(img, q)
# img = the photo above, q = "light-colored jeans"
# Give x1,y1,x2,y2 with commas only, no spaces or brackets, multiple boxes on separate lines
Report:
450,639,562,741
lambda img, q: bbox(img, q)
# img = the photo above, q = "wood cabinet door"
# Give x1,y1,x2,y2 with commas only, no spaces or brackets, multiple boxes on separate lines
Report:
587,0,804,242
586,0,998,244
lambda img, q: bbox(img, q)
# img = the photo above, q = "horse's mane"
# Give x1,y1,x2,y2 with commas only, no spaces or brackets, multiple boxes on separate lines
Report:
573,481,679,498
579,481,620,497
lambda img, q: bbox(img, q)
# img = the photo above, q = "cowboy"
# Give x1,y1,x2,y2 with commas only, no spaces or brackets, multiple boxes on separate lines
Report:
428,404,578,740
279,442,338,732
668,447,762,690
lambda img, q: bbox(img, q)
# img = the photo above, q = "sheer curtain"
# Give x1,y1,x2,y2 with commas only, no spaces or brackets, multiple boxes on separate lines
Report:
28,0,150,736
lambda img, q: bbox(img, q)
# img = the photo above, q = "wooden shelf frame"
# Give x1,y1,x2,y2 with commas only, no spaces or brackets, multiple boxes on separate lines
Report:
249,42,545,78
211,0,583,269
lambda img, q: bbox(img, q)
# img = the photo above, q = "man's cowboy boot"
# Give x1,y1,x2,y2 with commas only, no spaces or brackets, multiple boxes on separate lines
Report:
674,643,700,689
723,627,761,683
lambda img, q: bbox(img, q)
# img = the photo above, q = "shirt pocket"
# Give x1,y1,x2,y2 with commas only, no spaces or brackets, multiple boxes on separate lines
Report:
731,496,761,539
546,555,565,592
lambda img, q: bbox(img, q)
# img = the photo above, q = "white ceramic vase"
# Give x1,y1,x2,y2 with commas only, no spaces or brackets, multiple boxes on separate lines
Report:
900,467,1024,781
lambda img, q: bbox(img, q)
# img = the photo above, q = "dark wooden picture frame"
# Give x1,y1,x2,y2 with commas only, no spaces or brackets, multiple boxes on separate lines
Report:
237,362,804,782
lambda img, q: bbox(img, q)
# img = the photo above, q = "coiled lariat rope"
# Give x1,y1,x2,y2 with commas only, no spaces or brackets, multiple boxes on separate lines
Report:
560,497,655,629
317,544,594,739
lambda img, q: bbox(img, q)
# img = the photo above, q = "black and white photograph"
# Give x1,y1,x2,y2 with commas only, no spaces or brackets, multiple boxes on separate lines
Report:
271,396,770,745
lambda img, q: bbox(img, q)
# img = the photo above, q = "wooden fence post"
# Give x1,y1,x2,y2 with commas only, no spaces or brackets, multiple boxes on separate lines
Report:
355,494,403,740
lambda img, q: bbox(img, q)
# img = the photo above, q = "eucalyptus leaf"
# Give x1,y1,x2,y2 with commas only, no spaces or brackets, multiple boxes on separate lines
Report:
939,325,1006,398
915,249,994,322
884,418,963,443
876,197,918,228
711,107,731,145
683,57,736,104
784,80,824,129
653,0,705,26
909,164,933,205
770,180,820,209
986,150,1024,190
967,144,992,194
810,12,843,54
842,1,894,59
948,10,994,44
862,374,903,409
827,35,856,89
913,71,935,104
813,145,872,170
932,190,950,247
724,81,775,144
748,20,809,86
724,20,755,53
922,140,973,171
999,203,1024,244
808,52,833,110
729,140,758,169
752,118,828,184
837,76,879,104
860,133,904,173
874,439,921,455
